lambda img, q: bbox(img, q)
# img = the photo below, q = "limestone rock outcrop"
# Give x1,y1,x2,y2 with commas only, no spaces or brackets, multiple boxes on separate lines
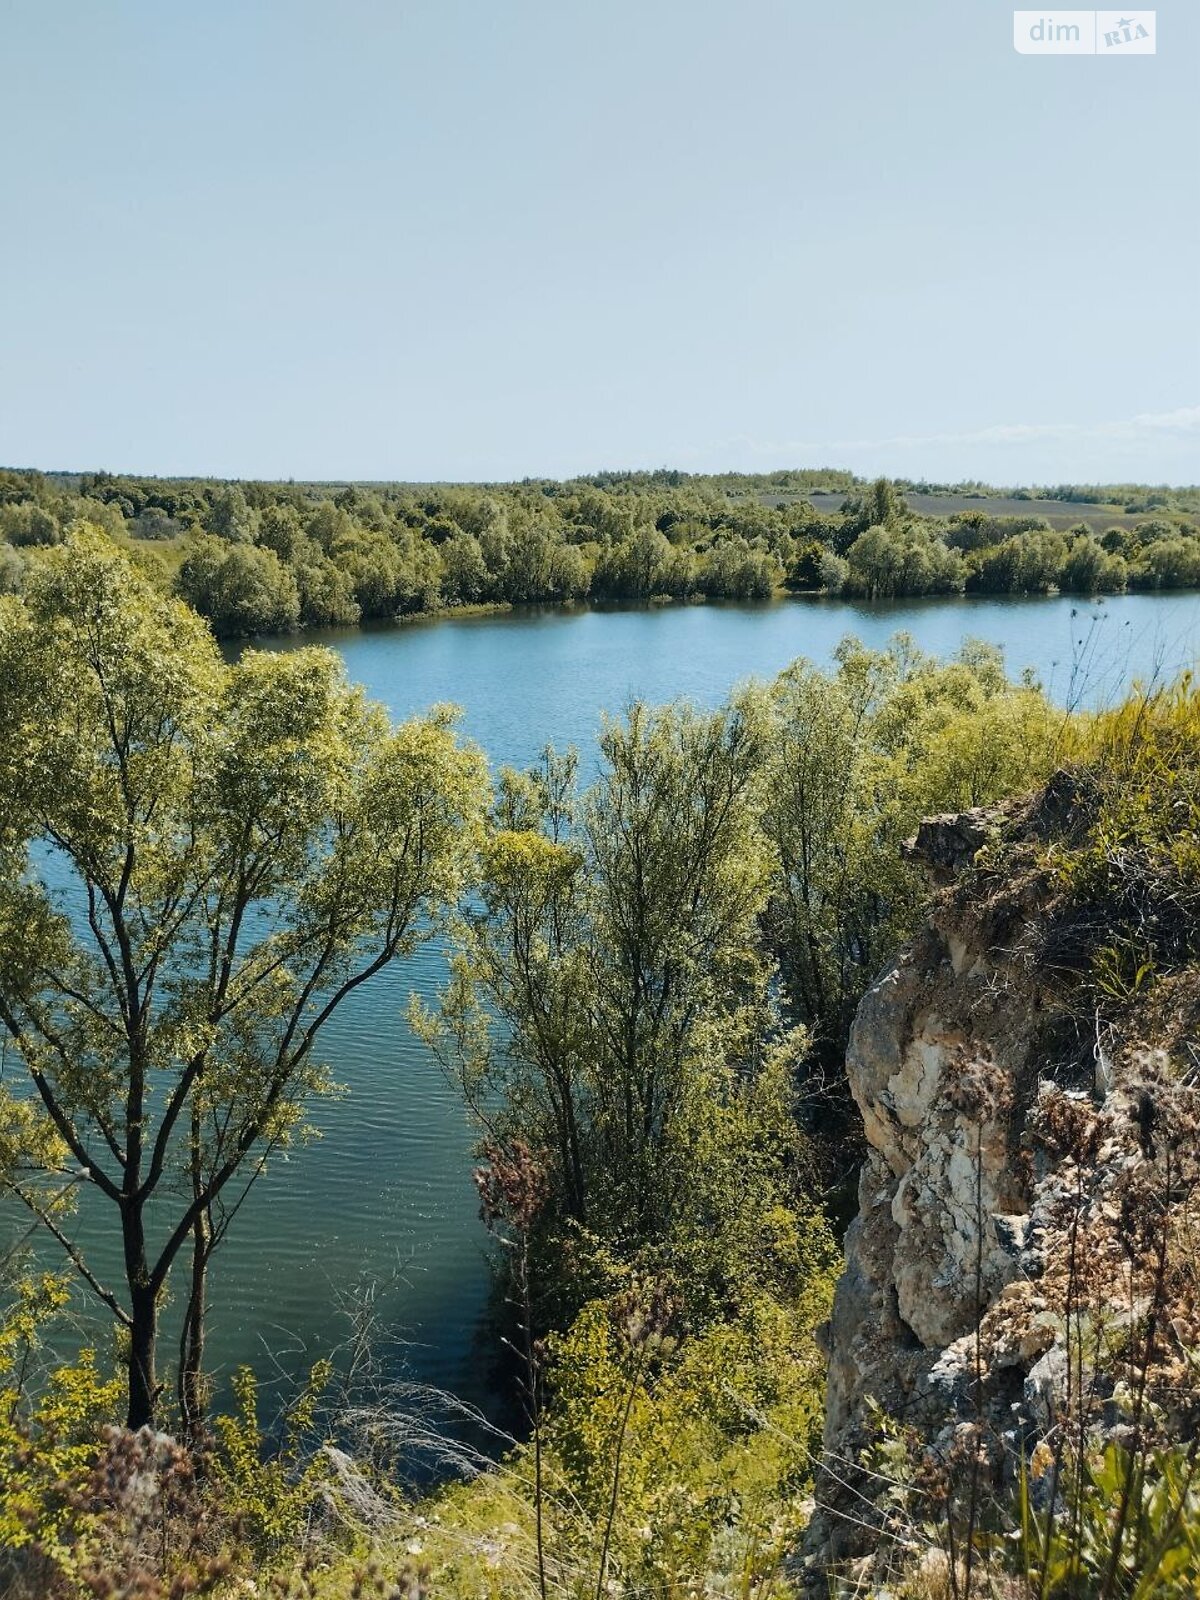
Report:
809,803,1200,1569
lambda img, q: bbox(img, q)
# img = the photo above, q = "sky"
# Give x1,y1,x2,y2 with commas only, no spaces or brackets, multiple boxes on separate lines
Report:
0,0,1196,486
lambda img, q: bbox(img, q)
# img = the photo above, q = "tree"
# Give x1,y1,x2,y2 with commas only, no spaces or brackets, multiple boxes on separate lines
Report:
0,504,62,547
1060,535,1126,595
0,542,23,595
439,533,489,605
834,478,907,551
699,537,781,599
0,533,488,1431
817,548,850,592
756,637,1063,1153
203,486,257,545
843,523,965,599
1129,535,1200,590
177,538,302,636
337,529,440,618
294,550,361,627
258,504,306,563
967,529,1069,594
416,700,781,1319
592,527,689,600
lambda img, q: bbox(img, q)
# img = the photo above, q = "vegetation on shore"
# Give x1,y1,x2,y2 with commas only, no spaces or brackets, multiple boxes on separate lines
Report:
1,467,1198,639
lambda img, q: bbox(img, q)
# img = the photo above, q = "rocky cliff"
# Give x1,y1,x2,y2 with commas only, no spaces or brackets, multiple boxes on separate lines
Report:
808,788,1200,1577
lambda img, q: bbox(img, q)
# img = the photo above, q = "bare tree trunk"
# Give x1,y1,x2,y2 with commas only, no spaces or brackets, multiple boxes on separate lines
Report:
179,1107,212,1445
127,1282,159,1430
178,1211,211,1445
123,1198,160,1431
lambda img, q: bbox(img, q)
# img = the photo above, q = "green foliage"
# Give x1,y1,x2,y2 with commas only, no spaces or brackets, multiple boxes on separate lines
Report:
1128,534,1200,590
211,1363,336,1555
416,697,799,1322
1044,676,1200,1019
757,637,1065,1076
0,531,489,1427
7,502,1200,1596
843,522,965,599
0,1276,122,1563
204,484,258,544
403,684,851,1598
542,1288,831,1593
178,534,302,633
4,469,1194,638
1013,1442,1200,1599
699,535,783,598
1059,533,1128,594
390,1265,833,1600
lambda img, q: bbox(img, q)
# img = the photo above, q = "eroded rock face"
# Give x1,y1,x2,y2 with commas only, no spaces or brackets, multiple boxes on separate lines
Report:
810,807,1200,1573
811,811,1052,1562
847,973,1027,1350
823,848,1037,1450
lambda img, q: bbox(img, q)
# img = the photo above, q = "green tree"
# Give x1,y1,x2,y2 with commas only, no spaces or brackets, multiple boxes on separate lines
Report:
967,528,1069,593
592,526,684,599
1129,535,1200,590
294,549,361,627
178,538,302,636
699,536,782,599
258,503,306,563
0,542,24,595
0,534,488,1431
843,522,965,599
337,528,441,617
416,700,779,1315
203,486,257,544
439,532,489,605
0,503,62,547
1060,534,1127,594
756,638,1063,1140
834,477,908,551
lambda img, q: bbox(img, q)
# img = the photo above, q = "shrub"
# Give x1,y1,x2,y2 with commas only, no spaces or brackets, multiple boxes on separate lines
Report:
0,1276,122,1579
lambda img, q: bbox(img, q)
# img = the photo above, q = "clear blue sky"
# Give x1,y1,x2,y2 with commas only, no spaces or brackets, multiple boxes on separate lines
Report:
1,0,1196,485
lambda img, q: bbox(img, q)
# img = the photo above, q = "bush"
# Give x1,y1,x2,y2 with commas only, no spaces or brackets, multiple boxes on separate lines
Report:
1129,535,1200,590
0,1277,122,1578
1059,534,1127,594
843,523,965,599
178,537,302,635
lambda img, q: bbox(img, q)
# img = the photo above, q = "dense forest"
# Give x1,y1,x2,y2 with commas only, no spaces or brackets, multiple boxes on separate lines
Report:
4,532,1199,1596
1,466,1199,638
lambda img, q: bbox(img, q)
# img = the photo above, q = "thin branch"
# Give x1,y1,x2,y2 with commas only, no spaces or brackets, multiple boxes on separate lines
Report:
5,1180,131,1326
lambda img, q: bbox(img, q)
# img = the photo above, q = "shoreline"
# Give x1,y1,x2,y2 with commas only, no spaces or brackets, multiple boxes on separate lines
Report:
225,582,1200,649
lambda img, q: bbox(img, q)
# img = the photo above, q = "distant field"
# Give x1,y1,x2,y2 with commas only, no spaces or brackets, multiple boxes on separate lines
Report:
792,490,1159,531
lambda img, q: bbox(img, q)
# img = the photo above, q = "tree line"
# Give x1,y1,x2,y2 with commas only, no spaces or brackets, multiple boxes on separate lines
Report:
1,468,1198,637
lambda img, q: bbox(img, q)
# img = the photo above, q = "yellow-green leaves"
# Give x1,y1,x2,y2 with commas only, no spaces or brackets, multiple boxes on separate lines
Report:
428,697,789,1318
0,532,490,1425
0,1277,122,1560
211,1363,336,1554
6,527,220,853
760,635,1064,1056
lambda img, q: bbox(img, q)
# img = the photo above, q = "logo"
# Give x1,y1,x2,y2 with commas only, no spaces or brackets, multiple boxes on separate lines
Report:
1097,11,1155,51
1013,10,1156,53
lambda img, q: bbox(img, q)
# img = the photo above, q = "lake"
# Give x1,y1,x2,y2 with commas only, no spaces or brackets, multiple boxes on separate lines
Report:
13,590,1200,1430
